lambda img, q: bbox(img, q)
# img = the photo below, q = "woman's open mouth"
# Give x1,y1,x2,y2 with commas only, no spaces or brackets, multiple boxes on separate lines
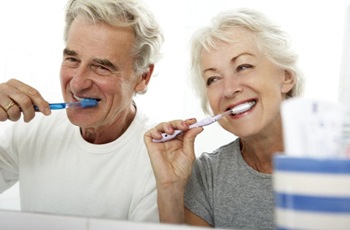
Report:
229,100,256,116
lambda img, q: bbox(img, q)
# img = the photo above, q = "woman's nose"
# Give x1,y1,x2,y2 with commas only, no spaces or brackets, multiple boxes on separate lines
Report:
223,76,242,99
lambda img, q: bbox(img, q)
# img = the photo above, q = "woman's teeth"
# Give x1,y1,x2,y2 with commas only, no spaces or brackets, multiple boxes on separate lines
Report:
231,101,256,115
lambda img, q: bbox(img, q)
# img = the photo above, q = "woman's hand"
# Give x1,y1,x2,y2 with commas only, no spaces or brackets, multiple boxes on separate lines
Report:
144,118,204,223
0,79,50,122
144,118,203,187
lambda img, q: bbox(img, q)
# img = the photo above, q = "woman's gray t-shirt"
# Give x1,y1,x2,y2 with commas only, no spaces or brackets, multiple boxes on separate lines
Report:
184,138,274,229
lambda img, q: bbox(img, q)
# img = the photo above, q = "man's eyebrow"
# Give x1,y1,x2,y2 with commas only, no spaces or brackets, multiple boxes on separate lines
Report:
63,49,118,71
92,58,117,71
63,48,77,56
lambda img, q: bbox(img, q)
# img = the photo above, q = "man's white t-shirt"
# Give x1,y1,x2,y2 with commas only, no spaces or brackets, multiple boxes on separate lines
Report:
0,108,158,222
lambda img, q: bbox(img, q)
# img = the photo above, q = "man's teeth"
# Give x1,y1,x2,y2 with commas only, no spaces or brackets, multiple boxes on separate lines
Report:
73,96,84,101
74,96,97,101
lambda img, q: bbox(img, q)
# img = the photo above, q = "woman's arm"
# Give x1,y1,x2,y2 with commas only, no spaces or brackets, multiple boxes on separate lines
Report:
144,119,203,223
185,207,212,227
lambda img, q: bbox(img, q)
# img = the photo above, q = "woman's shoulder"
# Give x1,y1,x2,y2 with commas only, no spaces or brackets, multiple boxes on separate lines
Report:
198,138,241,163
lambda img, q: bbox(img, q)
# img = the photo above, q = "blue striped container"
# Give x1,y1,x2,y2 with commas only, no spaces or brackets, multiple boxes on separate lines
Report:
273,155,350,230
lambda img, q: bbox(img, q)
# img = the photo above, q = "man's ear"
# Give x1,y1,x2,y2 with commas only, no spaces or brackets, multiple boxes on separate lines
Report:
135,64,154,93
281,70,295,94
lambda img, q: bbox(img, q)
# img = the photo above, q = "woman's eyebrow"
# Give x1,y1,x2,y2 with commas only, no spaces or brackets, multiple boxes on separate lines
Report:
202,67,218,74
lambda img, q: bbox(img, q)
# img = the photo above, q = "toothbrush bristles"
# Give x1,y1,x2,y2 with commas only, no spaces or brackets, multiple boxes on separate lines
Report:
230,101,255,115
79,98,99,108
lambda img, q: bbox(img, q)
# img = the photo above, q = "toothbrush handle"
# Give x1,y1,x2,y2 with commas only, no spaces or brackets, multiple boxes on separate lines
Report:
152,130,183,143
48,103,67,110
34,103,66,111
189,116,218,128
152,115,222,143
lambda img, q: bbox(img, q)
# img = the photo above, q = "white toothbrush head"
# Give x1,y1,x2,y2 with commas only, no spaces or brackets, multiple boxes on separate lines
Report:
230,101,256,115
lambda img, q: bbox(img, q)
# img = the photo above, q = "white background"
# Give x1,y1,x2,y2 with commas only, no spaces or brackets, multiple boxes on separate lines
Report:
0,0,350,211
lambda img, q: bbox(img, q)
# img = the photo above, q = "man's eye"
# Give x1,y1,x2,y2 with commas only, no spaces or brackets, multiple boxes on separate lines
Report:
91,65,113,76
67,57,77,62
63,57,79,67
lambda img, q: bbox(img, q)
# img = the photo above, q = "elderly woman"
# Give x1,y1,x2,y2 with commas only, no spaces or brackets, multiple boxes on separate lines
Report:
144,8,303,229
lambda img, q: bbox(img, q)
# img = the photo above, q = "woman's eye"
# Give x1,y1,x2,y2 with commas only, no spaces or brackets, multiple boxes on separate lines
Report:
206,77,218,86
237,64,253,72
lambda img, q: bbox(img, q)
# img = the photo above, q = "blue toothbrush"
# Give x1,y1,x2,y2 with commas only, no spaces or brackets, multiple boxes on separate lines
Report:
34,98,99,111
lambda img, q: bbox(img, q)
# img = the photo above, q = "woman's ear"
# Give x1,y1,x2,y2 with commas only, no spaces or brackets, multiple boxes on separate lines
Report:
135,64,154,93
281,70,295,93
